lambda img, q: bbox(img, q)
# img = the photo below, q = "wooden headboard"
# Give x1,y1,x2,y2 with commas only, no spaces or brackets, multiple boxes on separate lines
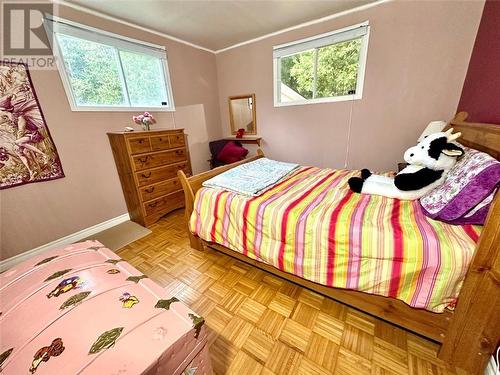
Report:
445,112,500,160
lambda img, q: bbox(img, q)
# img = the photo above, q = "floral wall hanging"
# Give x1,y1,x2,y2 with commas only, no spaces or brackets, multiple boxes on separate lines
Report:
0,61,64,190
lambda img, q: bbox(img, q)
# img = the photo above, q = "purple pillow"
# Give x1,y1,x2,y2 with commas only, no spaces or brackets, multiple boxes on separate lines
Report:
419,147,500,225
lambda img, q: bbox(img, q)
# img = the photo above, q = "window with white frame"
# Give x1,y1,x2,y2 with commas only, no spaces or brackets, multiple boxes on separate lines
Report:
44,16,174,111
273,22,370,106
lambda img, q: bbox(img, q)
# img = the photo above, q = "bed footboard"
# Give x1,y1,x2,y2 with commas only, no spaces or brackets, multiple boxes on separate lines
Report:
439,192,500,373
178,149,265,251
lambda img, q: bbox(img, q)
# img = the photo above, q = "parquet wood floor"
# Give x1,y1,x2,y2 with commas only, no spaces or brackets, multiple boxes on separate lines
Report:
116,209,468,375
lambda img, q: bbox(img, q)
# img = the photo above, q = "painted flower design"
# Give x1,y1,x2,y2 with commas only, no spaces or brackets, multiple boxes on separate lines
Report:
59,291,91,310
0,348,13,370
47,276,84,298
126,275,147,283
44,269,72,282
34,256,58,267
89,327,124,354
119,292,139,308
152,326,168,340
29,338,65,374
154,297,179,310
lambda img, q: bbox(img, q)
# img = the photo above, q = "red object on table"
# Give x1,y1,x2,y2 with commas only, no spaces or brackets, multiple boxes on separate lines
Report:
236,128,245,138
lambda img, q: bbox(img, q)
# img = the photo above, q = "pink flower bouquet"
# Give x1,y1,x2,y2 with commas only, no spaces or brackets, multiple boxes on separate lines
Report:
132,112,157,131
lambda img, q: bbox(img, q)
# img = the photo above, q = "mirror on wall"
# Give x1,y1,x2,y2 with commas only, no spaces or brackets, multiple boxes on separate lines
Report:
228,94,256,135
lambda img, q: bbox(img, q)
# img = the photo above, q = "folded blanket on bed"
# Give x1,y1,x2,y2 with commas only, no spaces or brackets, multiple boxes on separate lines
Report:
202,157,299,196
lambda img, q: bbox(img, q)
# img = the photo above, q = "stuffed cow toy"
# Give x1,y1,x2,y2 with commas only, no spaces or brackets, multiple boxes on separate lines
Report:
348,128,464,200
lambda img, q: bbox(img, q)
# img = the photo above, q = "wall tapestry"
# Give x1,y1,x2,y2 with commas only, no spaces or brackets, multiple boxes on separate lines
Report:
0,61,64,190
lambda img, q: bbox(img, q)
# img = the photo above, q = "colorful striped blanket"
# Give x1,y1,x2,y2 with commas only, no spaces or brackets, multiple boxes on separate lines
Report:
190,167,481,312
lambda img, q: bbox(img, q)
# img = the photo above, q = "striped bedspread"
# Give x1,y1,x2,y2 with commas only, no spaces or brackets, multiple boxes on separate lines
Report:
190,167,481,312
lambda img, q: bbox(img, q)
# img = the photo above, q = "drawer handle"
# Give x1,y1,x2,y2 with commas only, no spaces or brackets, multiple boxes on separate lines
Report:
138,139,144,144
145,187,155,193
138,156,149,163
141,172,151,178
158,137,163,141
175,150,182,155
148,202,159,208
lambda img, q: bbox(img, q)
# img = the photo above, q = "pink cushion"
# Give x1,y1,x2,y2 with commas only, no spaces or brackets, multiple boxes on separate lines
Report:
217,141,248,164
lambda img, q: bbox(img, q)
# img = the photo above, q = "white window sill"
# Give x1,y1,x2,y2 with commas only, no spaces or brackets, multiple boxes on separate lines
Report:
274,94,362,107
68,106,175,112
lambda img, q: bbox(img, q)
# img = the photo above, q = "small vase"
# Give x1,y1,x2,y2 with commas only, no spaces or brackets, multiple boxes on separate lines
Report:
142,123,150,131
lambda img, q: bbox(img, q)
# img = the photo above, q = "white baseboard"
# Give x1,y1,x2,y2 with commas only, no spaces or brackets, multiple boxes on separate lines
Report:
0,213,130,272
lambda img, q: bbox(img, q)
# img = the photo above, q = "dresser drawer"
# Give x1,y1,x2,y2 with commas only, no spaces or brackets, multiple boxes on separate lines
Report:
135,162,189,187
150,135,170,151
143,191,184,217
139,178,181,202
169,133,185,148
150,133,185,151
128,137,151,154
132,148,187,171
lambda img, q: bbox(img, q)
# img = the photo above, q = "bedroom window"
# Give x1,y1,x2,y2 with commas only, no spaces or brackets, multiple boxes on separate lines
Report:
43,16,175,111
273,22,370,106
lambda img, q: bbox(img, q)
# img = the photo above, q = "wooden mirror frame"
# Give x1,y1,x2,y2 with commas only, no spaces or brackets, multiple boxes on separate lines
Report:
228,94,257,135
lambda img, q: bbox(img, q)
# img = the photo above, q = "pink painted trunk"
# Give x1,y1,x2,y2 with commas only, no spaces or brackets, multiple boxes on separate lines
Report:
0,240,213,375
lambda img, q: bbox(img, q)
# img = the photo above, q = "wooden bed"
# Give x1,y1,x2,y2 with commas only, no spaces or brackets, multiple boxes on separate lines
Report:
178,112,499,374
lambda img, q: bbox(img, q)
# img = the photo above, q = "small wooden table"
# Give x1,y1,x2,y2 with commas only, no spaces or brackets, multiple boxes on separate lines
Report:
224,136,262,146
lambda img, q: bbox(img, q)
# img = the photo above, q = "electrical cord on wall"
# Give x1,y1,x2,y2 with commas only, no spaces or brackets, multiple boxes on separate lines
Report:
171,111,177,129
343,93,355,169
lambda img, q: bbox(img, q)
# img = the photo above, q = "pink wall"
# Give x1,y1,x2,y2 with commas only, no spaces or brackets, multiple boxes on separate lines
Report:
216,1,484,171
0,5,221,259
457,0,500,124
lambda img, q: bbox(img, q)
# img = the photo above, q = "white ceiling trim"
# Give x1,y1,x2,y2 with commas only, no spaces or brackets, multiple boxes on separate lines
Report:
214,0,391,54
53,0,216,53
53,0,391,55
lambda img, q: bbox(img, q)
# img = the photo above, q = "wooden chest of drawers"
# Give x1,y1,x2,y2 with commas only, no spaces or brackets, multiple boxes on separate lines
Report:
107,129,191,227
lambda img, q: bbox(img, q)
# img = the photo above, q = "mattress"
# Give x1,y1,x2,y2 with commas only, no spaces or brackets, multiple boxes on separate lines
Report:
190,166,481,312
0,240,213,375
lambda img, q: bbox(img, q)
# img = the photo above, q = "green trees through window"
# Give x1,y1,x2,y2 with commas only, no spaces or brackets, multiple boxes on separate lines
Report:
57,34,126,106
279,38,362,102
119,51,167,107
55,32,171,109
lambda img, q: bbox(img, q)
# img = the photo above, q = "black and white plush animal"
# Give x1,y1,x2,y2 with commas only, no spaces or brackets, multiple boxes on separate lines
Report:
348,128,464,200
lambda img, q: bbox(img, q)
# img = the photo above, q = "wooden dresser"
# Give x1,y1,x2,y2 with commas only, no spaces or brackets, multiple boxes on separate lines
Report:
107,129,191,227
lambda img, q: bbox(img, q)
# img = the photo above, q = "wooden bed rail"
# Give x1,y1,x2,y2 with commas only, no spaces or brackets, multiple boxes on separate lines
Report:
177,114,499,374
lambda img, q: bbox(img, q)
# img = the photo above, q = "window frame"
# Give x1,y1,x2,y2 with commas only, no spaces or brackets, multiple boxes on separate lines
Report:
44,15,175,112
273,21,370,107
